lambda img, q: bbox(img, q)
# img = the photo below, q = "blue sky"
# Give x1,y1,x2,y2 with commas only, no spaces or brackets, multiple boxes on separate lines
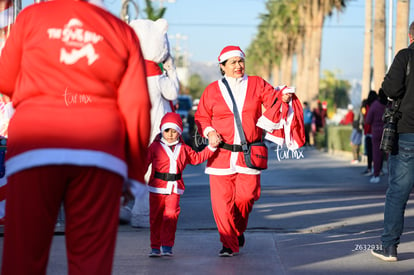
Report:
20,0,414,82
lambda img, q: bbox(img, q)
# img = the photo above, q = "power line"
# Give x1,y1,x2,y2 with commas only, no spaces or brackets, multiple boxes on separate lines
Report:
168,22,366,29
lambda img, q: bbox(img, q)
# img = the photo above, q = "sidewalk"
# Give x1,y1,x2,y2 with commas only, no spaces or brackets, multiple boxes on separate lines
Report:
1,148,414,274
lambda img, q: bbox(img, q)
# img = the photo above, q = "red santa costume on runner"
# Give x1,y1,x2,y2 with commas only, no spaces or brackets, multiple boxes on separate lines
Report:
146,112,216,255
0,0,14,226
0,97,12,224
0,0,151,274
128,18,180,228
195,46,305,255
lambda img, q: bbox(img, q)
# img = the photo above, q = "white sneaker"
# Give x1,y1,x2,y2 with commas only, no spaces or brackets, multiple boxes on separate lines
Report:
370,176,380,183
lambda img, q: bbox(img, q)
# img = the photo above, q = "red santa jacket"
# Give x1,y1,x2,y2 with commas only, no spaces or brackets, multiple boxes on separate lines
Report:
195,75,277,175
146,135,216,194
256,87,305,149
0,0,151,183
339,110,354,125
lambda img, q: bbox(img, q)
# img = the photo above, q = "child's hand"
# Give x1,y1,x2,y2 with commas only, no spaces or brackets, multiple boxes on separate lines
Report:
208,130,221,147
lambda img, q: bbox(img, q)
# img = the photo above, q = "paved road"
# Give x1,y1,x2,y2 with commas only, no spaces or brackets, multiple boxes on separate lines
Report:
1,147,413,274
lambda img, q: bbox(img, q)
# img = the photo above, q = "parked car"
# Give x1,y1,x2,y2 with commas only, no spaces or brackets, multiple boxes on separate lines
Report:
175,95,192,143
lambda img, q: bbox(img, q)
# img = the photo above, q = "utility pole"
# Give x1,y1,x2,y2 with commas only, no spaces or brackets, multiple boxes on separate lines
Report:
387,0,393,71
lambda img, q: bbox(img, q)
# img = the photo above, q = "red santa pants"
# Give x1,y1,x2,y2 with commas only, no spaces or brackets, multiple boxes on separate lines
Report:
1,165,123,275
149,192,180,249
209,173,261,253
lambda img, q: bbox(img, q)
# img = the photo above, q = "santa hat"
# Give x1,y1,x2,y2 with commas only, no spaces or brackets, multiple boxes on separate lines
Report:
218,45,245,63
160,112,183,135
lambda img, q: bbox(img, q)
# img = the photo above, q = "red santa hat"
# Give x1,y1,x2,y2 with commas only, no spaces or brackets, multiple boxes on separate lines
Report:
160,112,183,135
218,45,245,63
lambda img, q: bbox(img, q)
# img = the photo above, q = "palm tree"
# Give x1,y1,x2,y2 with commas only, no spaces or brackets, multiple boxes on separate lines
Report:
304,0,346,105
373,0,386,91
394,0,410,54
143,0,166,20
267,0,300,86
247,0,347,105
361,0,373,101
245,15,276,81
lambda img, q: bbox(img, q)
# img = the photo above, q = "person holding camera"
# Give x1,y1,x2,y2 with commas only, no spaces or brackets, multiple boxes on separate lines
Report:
371,21,414,262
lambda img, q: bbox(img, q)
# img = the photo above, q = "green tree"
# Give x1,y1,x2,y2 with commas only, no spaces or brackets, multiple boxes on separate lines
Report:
247,0,348,104
319,70,351,111
187,74,207,99
143,0,166,20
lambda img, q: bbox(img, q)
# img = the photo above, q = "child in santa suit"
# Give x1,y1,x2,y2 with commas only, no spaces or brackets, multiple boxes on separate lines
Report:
146,112,217,257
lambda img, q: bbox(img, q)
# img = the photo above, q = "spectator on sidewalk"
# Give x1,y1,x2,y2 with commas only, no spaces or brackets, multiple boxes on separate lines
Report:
0,0,151,274
372,21,414,262
146,112,217,257
312,100,327,133
361,90,378,176
365,89,387,183
350,118,363,164
303,101,313,146
339,104,355,125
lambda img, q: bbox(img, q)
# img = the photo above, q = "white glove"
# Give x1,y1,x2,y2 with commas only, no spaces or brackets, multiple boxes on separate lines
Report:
163,55,176,73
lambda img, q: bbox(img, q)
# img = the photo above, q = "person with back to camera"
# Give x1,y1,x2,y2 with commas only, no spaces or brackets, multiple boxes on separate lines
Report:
0,0,152,274
146,112,217,257
371,21,414,262
350,116,363,164
365,88,387,183
195,45,304,257
361,90,378,176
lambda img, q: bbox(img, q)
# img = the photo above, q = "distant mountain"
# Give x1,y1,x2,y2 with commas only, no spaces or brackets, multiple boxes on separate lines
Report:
187,61,221,84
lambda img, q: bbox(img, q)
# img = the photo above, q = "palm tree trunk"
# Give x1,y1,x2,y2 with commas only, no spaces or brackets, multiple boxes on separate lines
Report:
373,0,386,91
271,64,281,87
308,2,324,104
395,0,410,53
361,0,373,101
297,0,314,105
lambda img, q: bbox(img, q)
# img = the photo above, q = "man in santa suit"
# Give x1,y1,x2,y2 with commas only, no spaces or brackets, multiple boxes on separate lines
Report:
0,0,151,274
195,45,294,257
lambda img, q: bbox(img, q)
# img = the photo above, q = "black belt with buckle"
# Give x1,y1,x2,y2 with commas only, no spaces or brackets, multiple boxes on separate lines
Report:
154,171,182,181
219,142,243,152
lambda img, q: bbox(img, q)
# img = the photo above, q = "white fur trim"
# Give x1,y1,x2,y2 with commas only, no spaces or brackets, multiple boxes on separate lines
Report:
161,122,182,135
207,145,217,152
264,133,284,146
219,50,245,63
203,127,216,139
6,149,127,179
283,86,296,94
148,185,184,195
256,115,279,132
161,137,179,146
204,166,260,175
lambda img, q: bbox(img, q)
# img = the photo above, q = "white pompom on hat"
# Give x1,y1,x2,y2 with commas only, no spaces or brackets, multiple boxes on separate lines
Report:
218,45,245,63
160,112,183,135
